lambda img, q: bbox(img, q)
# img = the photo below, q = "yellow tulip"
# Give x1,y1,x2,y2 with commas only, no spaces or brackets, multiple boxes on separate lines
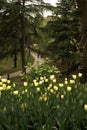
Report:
59,83,64,87
53,79,56,83
47,86,51,91
50,75,55,80
67,86,72,92
39,80,44,85
7,80,11,84
65,78,68,81
84,104,87,111
43,76,46,80
13,83,16,87
1,79,7,83
0,82,2,85
0,87,4,91
3,86,7,90
24,82,28,87
33,79,37,83
50,89,54,94
64,80,68,85
25,89,28,93
49,84,52,87
3,84,6,88
45,78,48,82
40,77,44,80
61,95,64,99
34,82,39,87
13,90,19,95
72,75,77,79
7,85,11,90
70,80,75,84
36,87,40,92
22,90,25,94
54,86,58,91
39,96,43,101
43,96,47,101
78,73,82,77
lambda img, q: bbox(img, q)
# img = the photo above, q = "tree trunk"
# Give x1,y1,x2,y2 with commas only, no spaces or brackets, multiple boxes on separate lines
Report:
20,34,26,73
13,45,17,68
76,0,87,82
20,0,26,73
14,51,17,68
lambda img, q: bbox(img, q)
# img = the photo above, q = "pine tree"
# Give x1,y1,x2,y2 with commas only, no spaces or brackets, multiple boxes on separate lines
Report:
0,0,50,72
45,0,80,72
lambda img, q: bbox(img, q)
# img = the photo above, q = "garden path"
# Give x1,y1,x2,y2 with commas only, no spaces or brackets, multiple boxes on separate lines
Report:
1,52,45,79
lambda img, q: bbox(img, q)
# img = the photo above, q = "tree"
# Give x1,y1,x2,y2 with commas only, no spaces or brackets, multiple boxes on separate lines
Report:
0,0,51,73
0,1,21,67
76,0,87,82
45,0,80,73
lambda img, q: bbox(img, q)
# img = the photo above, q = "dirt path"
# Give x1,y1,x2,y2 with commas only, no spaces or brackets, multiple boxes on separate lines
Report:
1,52,45,79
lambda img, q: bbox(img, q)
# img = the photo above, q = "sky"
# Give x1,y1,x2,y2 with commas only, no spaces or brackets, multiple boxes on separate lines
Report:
43,0,57,17
45,0,57,6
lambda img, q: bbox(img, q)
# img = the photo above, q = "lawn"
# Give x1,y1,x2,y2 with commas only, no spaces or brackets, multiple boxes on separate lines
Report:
0,52,34,75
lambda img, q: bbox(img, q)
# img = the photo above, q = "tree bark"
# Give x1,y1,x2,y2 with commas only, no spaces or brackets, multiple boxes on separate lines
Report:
14,51,17,68
20,0,26,73
76,0,87,82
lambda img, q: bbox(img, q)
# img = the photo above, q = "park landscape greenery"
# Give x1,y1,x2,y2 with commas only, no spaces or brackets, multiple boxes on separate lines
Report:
0,0,87,130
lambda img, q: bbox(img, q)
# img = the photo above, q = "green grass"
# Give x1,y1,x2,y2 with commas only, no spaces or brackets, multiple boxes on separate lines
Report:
0,53,34,75
0,55,21,75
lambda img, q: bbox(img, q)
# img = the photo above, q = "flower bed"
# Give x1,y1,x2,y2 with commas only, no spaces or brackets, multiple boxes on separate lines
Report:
0,63,87,130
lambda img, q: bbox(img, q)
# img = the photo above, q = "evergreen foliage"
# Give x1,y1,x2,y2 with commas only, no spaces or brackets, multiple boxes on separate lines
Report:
0,0,51,72
45,0,81,71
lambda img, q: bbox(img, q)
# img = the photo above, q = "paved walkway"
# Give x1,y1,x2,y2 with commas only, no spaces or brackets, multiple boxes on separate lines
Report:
1,52,45,79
